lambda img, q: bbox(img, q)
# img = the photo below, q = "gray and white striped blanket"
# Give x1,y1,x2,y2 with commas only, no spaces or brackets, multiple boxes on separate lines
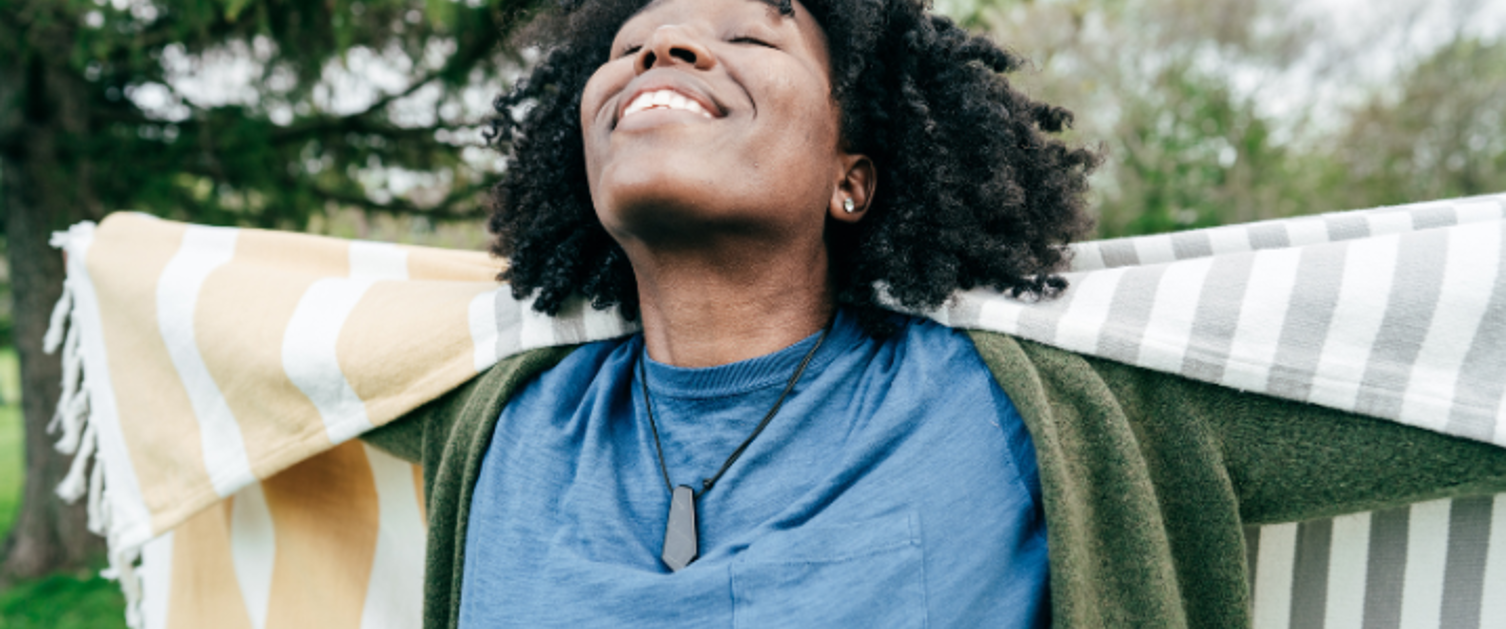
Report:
924,193,1506,447
1244,496,1506,629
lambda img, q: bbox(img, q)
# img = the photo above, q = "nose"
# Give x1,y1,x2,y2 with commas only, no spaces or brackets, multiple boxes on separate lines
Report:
636,25,717,74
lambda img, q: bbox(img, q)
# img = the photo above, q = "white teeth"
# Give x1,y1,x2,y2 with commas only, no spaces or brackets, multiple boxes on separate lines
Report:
622,89,715,119
625,93,654,115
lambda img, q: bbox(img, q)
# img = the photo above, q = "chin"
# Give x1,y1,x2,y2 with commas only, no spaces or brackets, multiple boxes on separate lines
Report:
598,192,723,247
596,162,722,227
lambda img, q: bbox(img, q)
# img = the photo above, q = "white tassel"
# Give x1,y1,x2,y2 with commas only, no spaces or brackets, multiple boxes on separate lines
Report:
48,324,81,437
61,323,82,397
56,423,96,503
70,388,90,421
52,325,85,452
43,284,73,355
99,484,114,533
53,390,88,455
48,226,80,250
53,390,89,454
87,449,108,534
101,546,146,629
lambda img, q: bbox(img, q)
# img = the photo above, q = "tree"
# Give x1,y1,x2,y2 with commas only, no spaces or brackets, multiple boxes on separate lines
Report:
975,0,1504,238
0,0,536,581
976,0,1338,237
1328,37,1506,208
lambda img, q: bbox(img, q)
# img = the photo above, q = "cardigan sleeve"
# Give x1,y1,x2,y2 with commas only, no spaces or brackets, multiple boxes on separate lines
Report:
359,344,577,629
361,397,437,464
967,330,1506,629
1064,341,1506,524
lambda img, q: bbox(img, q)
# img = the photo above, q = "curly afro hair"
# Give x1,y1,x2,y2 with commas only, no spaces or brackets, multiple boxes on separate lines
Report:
486,0,1098,335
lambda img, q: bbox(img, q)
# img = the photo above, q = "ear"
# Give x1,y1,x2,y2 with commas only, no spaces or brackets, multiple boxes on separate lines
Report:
828,153,876,223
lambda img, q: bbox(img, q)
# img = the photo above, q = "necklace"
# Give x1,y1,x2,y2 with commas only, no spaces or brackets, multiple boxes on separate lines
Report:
637,323,831,572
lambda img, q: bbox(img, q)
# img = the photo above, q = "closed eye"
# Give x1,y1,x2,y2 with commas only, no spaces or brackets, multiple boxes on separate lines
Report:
619,44,642,58
731,36,776,48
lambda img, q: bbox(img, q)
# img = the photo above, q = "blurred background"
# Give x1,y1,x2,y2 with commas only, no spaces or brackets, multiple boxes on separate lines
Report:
0,0,1502,624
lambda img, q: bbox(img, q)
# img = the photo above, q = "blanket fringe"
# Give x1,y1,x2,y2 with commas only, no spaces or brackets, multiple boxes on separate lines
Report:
51,325,87,455
46,226,148,629
100,546,145,629
42,280,71,354
55,422,95,503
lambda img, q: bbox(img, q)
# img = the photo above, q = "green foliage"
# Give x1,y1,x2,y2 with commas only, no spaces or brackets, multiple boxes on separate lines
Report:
981,0,1506,239
0,569,126,629
2,0,547,233
1327,37,1506,209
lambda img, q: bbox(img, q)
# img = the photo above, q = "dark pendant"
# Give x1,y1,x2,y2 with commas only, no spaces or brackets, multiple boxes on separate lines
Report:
661,485,699,572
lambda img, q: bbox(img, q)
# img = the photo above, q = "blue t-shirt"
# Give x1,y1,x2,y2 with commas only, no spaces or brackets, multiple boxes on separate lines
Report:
460,311,1048,627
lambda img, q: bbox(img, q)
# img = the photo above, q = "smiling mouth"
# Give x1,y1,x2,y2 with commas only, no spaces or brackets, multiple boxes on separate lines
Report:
622,89,715,120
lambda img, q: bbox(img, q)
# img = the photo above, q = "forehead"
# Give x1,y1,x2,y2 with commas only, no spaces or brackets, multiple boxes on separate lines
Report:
624,0,783,26
614,0,828,51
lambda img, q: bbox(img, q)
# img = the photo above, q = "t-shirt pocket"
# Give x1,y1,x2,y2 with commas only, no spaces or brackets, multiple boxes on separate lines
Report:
730,511,926,628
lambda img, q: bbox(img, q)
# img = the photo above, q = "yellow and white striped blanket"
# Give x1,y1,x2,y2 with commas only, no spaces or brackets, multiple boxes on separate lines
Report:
48,193,1506,628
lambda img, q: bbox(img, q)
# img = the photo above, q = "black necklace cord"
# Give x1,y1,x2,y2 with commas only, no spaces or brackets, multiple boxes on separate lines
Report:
638,321,833,498
639,357,675,493
698,325,830,495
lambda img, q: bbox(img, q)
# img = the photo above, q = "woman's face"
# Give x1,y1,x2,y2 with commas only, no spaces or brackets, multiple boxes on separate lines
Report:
580,0,856,251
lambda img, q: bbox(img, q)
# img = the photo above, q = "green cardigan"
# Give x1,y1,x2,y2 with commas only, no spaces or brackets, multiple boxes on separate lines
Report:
363,331,1506,628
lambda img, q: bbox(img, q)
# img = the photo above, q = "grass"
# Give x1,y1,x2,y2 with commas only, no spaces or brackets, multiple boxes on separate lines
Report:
1,347,22,546
0,570,126,629
0,347,126,628
0,412,18,544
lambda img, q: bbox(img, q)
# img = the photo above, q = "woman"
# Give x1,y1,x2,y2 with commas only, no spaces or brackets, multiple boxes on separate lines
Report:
442,0,1087,625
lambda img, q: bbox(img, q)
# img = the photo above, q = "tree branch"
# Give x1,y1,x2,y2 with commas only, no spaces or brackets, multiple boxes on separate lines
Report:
309,180,493,222
269,21,506,144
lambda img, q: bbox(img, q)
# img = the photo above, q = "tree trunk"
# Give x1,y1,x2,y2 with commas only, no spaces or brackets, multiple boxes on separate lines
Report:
0,51,104,585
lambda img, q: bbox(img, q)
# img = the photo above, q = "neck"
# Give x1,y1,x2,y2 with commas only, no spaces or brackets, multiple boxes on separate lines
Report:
628,239,833,368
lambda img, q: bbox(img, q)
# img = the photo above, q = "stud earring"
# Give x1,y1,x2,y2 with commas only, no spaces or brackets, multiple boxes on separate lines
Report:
842,197,856,213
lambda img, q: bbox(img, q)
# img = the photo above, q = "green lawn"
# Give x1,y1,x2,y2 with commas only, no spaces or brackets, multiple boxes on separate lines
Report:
0,570,127,629
0,404,19,543
1,347,23,544
0,347,126,628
